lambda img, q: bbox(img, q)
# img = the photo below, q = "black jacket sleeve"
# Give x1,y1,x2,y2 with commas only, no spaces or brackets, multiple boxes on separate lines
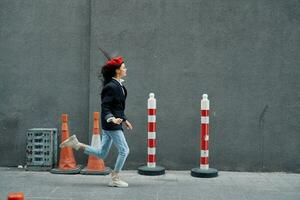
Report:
101,85,115,121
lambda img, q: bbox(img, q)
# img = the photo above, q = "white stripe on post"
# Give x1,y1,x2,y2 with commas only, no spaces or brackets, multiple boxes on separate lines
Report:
200,164,209,170
201,116,209,124
148,147,156,155
147,162,156,168
201,95,209,110
205,135,209,141
148,132,156,139
148,95,156,109
148,115,156,122
201,150,209,157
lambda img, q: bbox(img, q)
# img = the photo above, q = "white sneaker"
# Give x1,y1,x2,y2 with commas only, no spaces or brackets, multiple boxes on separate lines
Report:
108,174,129,188
59,135,80,150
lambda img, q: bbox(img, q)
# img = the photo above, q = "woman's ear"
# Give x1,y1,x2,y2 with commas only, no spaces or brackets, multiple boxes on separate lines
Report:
115,68,120,75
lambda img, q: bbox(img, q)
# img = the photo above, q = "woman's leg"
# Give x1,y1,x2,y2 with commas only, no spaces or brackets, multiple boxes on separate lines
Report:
83,130,113,159
106,130,130,187
60,132,113,160
109,130,130,173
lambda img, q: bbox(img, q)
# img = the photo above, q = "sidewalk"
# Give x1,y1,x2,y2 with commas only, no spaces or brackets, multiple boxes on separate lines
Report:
0,167,299,200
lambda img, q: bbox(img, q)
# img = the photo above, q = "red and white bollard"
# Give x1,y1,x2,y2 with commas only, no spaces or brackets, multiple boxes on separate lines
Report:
147,93,157,168
138,93,165,176
191,94,218,178
200,94,210,170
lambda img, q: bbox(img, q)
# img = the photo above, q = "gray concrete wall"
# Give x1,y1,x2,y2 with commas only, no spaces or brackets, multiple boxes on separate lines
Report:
90,0,300,172
0,0,91,165
1,0,299,172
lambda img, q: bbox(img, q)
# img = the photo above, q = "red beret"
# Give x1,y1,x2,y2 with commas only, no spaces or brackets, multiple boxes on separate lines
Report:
105,56,124,68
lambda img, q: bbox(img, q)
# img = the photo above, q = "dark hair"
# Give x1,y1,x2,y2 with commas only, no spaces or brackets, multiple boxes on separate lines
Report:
98,64,122,86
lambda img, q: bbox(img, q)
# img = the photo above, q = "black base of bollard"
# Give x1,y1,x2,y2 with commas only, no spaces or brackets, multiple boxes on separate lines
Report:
191,167,218,178
138,165,165,176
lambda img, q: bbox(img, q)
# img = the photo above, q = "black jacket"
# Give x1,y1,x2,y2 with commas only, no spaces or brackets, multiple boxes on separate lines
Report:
101,79,127,130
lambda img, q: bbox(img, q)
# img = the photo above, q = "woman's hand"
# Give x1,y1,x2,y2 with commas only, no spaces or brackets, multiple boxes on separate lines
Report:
124,120,133,130
112,118,123,125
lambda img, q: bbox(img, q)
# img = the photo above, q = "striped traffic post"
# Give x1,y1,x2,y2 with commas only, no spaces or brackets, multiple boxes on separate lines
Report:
138,93,165,176
191,94,218,178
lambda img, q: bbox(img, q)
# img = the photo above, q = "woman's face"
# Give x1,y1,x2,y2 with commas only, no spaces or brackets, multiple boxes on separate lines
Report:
116,63,127,78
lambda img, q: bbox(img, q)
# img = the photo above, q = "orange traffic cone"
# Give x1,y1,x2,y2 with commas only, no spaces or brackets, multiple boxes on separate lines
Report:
7,192,24,200
81,112,110,175
50,114,81,174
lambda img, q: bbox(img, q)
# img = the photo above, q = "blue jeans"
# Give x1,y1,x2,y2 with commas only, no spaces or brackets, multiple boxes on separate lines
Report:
84,129,129,172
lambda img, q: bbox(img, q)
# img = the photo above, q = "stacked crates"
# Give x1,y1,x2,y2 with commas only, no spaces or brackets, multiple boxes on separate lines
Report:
26,128,58,170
